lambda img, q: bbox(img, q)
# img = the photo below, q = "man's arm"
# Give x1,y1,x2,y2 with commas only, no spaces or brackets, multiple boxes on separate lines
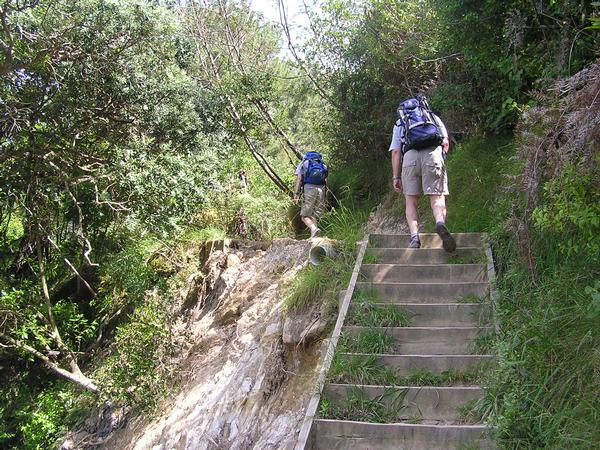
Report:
293,174,302,203
391,149,402,193
433,113,450,154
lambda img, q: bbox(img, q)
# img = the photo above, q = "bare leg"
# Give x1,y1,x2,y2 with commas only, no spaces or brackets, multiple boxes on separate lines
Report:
301,216,320,237
301,216,316,228
429,195,447,223
404,194,420,235
429,195,456,252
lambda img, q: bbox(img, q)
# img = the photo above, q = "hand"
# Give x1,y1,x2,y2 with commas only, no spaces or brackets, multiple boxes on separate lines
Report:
442,138,450,154
393,178,403,193
293,194,300,204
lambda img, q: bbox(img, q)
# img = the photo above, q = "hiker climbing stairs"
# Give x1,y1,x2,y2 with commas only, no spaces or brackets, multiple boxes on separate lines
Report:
298,232,496,450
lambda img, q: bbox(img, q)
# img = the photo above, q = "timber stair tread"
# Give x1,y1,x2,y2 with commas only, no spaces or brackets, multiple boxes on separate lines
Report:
347,303,490,327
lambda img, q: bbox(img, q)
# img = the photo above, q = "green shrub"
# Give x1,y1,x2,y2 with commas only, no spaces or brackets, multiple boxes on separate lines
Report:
95,239,161,316
94,294,175,409
0,382,82,450
533,162,600,259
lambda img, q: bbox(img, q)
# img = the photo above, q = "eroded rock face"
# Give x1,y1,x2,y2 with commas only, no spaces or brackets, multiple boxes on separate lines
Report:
366,192,408,235
91,238,328,450
282,299,333,347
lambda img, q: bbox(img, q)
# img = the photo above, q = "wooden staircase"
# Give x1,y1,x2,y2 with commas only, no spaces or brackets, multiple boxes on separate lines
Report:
296,233,496,450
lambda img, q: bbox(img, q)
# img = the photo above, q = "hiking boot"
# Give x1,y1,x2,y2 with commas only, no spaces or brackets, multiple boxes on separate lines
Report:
408,235,421,249
310,227,321,238
436,222,456,252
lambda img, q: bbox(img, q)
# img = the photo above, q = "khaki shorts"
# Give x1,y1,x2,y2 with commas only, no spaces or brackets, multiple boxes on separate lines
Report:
401,147,449,196
301,184,326,217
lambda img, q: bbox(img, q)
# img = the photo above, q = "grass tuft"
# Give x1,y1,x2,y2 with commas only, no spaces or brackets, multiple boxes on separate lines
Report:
347,290,411,327
328,352,399,386
339,329,394,354
318,386,409,423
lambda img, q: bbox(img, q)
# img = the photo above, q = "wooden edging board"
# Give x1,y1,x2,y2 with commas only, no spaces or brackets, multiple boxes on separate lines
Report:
294,233,370,450
484,234,501,334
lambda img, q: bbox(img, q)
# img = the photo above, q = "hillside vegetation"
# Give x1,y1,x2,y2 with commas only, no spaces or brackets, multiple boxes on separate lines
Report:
1,0,599,448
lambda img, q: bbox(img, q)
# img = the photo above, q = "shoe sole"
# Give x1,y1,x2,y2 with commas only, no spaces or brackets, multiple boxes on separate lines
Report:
436,224,456,252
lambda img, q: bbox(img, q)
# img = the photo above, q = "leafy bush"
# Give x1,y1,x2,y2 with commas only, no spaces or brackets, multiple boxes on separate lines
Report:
95,239,162,316
0,381,82,450
533,162,600,259
94,294,175,409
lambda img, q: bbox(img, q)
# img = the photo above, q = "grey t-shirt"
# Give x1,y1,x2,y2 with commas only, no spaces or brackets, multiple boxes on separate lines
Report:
389,113,448,152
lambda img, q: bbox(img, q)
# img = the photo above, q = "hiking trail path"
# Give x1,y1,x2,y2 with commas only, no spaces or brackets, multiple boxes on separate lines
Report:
297,232,497,449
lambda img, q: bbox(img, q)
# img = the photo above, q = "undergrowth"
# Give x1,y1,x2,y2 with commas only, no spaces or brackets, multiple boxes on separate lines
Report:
318,386,409,422
485,241,600,449
346,290,411,327
417,134,515,233
284,200,370,311
444,129,600,448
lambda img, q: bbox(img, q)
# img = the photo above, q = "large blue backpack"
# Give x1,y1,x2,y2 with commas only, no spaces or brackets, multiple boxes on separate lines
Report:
302,152,328,185
397,96,443,153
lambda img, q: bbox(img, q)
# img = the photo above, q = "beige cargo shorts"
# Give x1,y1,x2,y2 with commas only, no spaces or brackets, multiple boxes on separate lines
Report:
401,147,449,196
301,184,326,217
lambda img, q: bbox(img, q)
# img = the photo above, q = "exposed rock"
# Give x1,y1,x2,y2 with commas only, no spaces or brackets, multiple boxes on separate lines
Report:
226,253,241,268
366,191,408,234
87,237,326,450
282,300,333,346
61,402,129,450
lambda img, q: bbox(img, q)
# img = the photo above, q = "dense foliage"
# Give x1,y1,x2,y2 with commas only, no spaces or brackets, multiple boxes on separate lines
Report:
0,0,304,447
0,0,598,448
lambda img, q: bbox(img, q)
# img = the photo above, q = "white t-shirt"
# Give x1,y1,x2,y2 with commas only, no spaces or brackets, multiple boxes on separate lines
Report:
295,160,309,176
389,113,448,152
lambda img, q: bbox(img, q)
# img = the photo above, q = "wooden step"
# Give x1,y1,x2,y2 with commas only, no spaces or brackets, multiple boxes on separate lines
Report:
369,233,484,249
355,282,489,303
366,247,485,265
323,384,485,422
343,326,490,355
311,419,493,449
347,303,490,327
361,264,488,283
339,353,495,377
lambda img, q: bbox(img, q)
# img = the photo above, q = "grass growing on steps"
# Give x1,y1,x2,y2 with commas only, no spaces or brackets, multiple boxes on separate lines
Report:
457,294,486,304
455,399,486,425
347,290,411,327
394,365,491,387
446,252,487,265
318,386,409,422
339,329,394,354
328,349,492,387
362,249,380,264
328,352,398,386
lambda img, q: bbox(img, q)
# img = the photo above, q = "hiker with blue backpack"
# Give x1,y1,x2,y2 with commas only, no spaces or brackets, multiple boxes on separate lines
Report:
293,151,328,238
389,93,456,252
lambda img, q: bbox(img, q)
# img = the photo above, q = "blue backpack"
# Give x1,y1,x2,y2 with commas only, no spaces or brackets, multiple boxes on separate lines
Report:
397,96,443,153
302,152,328,185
